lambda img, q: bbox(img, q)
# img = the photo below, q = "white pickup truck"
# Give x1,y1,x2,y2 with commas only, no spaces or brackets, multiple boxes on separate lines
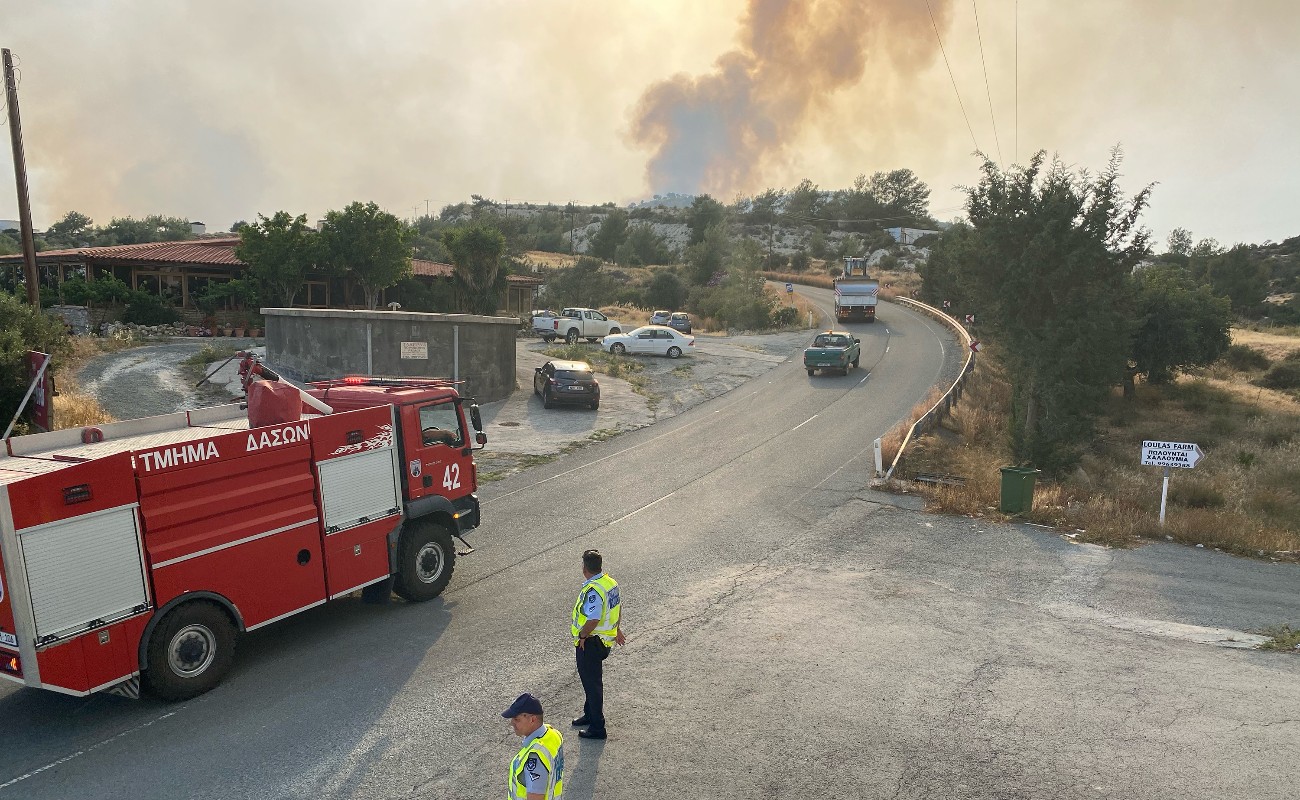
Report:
534,308,623,343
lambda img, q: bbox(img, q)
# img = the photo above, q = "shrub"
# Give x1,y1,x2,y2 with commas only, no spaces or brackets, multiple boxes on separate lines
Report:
1222,344,1270,372
1253,360,1300,391
1170,481,1225,509
122,292,181,325
0,293,72,422
771,307,798,327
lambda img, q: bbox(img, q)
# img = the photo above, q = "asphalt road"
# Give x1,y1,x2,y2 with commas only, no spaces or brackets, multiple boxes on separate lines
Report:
5,295,1299,799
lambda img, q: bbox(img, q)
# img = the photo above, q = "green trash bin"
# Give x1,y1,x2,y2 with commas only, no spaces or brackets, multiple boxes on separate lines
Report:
999,466,1041,514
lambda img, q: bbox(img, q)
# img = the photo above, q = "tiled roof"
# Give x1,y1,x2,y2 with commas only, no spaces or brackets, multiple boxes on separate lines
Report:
1,238,460,280
0,237,244,266
411,260,453,277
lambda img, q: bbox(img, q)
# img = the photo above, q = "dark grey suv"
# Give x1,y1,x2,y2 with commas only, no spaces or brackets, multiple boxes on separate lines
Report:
667,312,692,334
534,359,600,410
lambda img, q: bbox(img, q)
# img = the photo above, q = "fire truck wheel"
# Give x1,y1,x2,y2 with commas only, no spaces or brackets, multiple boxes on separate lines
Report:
394,523,456,602
144,602,237,701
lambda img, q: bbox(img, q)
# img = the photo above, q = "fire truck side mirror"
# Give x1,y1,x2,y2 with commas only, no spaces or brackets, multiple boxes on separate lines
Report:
475,432,488,446
468,404,483,432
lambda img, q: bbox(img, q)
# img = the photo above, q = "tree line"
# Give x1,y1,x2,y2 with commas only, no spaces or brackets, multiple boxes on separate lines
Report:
917,150,1252,473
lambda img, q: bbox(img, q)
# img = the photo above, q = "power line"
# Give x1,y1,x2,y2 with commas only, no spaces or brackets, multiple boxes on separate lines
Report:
971,0,1003,165
925,0,980,154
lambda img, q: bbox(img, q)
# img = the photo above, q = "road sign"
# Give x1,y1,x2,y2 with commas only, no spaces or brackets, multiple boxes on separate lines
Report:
969,339,982,353
965,314,975,324
942,300,951,308
1141,440,1203,469
785,283,793,294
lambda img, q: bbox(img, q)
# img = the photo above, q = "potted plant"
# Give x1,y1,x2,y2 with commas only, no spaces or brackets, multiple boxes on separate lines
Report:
233,316,246,338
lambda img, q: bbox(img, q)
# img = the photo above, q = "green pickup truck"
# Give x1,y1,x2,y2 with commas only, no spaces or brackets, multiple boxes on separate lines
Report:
803,330,861,376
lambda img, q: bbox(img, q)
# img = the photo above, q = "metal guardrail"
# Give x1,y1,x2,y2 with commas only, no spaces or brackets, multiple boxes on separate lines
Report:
882,297,977,481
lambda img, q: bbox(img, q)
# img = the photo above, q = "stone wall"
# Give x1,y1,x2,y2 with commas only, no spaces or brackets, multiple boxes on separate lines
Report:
263,308,518,402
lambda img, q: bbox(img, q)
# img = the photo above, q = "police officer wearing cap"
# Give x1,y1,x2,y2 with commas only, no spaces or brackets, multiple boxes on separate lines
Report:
502,692,565,799
571,549,625,739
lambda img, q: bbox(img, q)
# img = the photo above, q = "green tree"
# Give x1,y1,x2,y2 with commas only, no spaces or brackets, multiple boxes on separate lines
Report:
1128,264,1232,385
917,223,975,307
99,215,192,245
1204,245,1269,314
589,209,629,261
1165,227,1193,256
320,202,413,309
44,211,94,248
744,188,782,226
685,223,731,285
783,179,823,222
645,270,687,310
960,150,1152,472
617,223,672,266
0,292,71,425
686,194,726,245
544,256,615,309
442,224,507,315
235,211,319,305
868,168,931,219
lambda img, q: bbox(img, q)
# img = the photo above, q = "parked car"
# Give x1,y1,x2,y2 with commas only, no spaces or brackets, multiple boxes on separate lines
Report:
534,359,601,409
803,330,861,376
667,312,692,334
530,309,560,341
649,310,672,326
550,308,623,343
603,325,695,358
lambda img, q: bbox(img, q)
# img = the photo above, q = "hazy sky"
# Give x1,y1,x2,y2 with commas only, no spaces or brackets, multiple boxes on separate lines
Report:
1,0,1296,248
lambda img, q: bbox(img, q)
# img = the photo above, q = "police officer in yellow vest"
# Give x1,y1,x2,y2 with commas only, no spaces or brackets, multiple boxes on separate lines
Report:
503,692,564,799
571,549,624,739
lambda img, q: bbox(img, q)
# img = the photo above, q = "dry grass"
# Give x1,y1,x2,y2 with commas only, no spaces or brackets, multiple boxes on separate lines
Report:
521,251,579,269
50,335,125,430
1231,328,1300,362
897,348,1300,559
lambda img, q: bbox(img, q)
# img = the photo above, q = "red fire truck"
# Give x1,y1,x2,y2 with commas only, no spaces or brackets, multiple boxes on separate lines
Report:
0,374,485,701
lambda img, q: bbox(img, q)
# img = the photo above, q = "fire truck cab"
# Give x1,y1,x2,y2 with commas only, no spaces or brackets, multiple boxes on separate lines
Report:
0,376,485,701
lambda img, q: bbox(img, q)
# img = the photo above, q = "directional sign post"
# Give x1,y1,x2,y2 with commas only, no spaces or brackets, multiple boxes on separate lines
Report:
969,339,981,354
1141,440,1204,525
785,282,793,294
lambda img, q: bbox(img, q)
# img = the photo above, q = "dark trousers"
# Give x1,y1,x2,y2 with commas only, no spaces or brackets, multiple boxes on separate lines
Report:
576,639,609,731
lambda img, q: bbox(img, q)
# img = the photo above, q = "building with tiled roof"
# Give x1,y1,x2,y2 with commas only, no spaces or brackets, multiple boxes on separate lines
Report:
0,236,540,314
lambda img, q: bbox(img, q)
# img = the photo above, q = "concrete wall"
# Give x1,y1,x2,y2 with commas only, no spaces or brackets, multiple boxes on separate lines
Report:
264,308,518,402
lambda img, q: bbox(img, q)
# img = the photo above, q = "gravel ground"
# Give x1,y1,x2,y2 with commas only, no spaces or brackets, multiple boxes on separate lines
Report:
76,338,258,420
474,331,811,480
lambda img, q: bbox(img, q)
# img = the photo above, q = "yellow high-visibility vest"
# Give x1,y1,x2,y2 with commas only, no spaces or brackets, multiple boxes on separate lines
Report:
570,574,620,645
509,724,564,799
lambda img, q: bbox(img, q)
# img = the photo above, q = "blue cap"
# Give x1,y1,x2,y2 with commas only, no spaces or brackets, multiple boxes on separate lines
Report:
502,692,543,718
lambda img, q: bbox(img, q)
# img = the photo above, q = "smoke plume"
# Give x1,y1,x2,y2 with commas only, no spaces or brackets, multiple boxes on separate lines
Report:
630,0,953,198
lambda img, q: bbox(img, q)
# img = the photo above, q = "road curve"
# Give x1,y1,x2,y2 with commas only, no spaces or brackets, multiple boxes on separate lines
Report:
6,299,1298,800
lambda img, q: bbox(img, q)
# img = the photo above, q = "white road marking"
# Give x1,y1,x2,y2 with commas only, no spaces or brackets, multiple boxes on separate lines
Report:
0,711,179,791
610,491,676,525
791,415,818,431
857,374,869,386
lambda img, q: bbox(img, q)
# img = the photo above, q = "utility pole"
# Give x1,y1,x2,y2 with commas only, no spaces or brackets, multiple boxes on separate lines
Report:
3,48,40,308
423,198,430,219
